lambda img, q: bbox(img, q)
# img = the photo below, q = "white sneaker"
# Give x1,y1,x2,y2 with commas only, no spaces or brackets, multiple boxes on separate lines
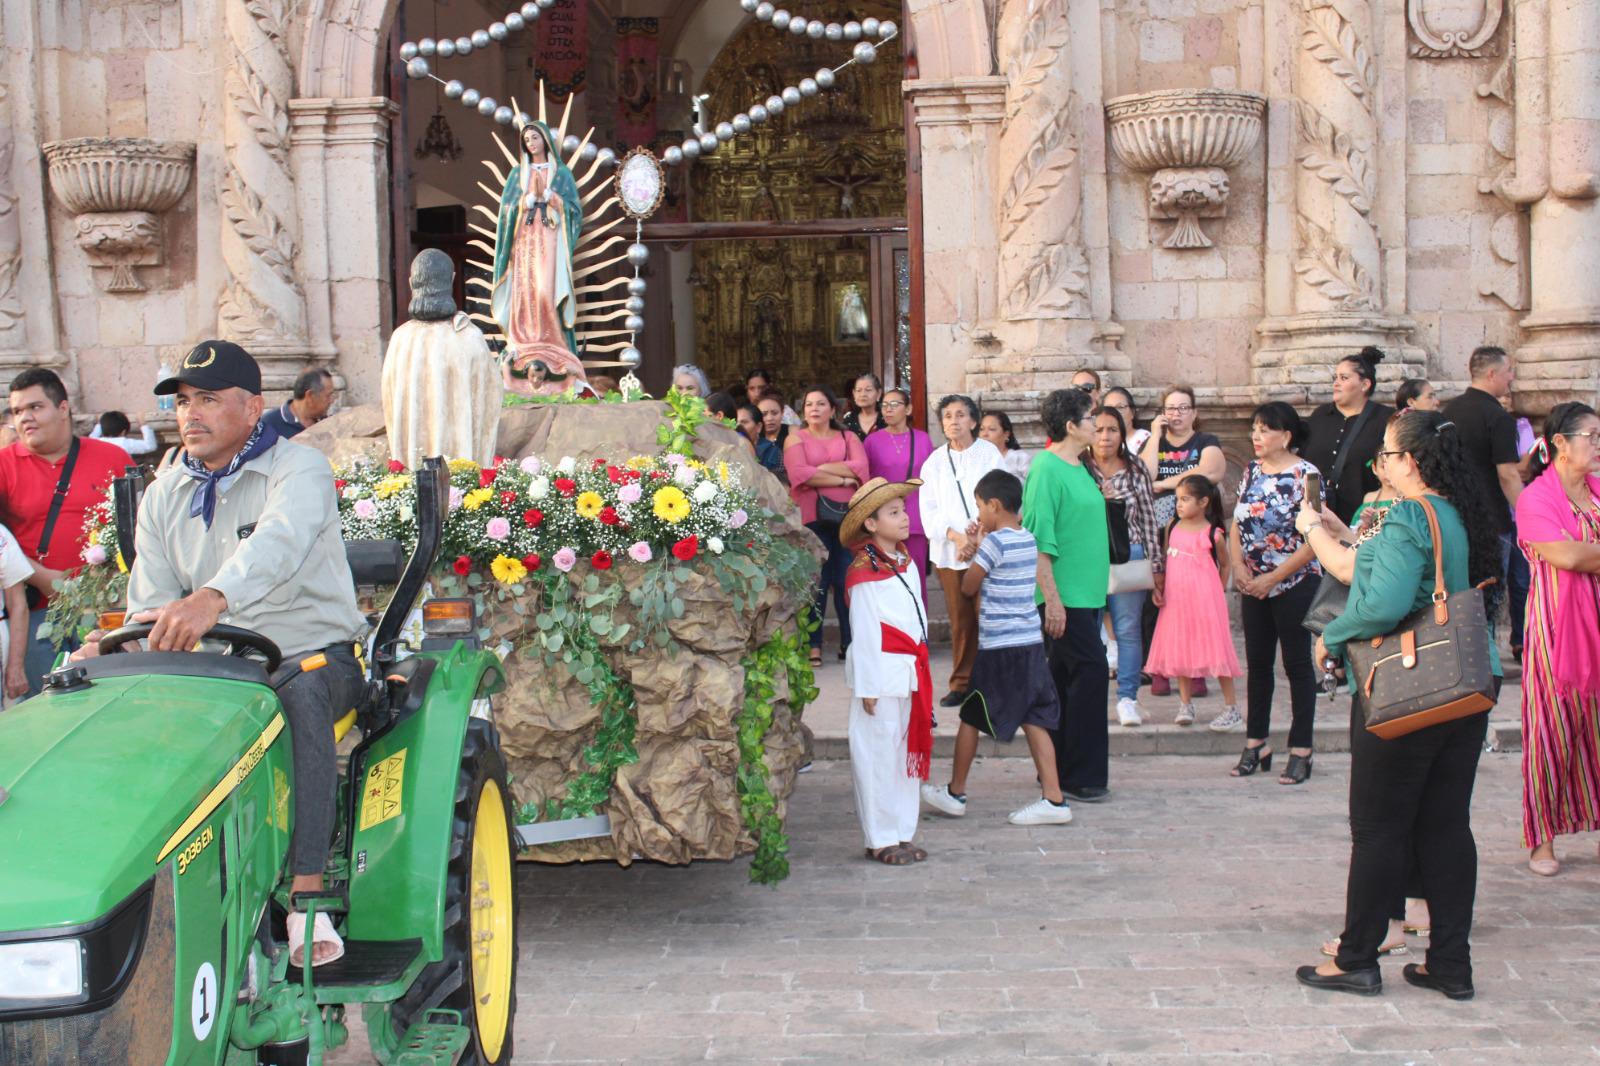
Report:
1106,641,1119,673
1008,797,1073,825
1175,703,1196,726
1208,705,1243,732
1116,697,1143,727
921,782,967,817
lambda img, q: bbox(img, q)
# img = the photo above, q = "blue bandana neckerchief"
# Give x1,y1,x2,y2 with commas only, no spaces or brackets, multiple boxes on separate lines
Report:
181,420,279,527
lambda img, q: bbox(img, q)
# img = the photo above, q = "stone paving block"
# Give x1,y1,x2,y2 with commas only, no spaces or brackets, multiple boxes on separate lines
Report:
1340,1024,1514,1052
783,1005,939,1035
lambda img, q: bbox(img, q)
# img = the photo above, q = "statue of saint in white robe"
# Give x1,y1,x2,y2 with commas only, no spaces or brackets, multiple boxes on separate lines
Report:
382,311,501,467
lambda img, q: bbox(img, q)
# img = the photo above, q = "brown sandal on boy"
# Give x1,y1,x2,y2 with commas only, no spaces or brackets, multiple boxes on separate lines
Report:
865,846,917,865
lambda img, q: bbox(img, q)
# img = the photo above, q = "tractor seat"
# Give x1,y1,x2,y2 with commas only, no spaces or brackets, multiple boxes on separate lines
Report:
333,708,358,743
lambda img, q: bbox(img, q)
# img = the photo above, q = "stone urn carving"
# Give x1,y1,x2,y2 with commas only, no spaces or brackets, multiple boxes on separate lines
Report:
41,137,196,292
1105,89,1266,249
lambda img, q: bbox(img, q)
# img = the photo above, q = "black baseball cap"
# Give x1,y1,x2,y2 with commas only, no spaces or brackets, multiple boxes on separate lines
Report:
155,340,263,396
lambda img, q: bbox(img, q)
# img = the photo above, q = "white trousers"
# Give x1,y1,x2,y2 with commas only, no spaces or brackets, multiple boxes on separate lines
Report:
847,695,922,850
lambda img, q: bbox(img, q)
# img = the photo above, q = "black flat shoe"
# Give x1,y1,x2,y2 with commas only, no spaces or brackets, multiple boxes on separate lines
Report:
1402,963,1473,1001
939,690,967,708
1063,786,1110,803
1296,965,1382,996
1280,753,1313,785
1230,745,1273,777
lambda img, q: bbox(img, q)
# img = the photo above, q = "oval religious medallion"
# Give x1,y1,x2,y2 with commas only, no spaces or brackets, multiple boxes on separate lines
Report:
615,147,666,220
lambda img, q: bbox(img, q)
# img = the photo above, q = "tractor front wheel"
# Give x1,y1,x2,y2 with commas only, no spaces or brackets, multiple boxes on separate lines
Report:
388,719,518,1064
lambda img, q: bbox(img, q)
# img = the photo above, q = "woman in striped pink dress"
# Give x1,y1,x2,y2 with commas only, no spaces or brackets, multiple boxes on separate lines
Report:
1516,402,1600,877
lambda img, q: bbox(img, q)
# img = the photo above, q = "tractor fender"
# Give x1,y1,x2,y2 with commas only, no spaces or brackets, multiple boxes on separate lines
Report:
341,644,504,956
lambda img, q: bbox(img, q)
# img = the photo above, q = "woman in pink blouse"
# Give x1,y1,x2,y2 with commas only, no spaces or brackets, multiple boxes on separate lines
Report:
863,387,933,592
786,384,871,665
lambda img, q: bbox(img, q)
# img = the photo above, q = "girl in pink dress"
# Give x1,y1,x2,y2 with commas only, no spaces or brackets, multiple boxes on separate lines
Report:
1145,474,1242,728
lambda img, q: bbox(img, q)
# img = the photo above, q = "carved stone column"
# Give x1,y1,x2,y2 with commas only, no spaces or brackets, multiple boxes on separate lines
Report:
1492,0,1600,412
1254,0,1422,401
219,0,313,388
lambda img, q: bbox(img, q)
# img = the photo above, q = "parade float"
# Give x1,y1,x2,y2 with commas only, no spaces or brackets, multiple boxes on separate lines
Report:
45,14,901,884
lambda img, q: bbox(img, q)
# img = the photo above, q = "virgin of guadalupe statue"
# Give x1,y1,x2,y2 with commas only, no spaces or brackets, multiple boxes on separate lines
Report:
491,120,588,396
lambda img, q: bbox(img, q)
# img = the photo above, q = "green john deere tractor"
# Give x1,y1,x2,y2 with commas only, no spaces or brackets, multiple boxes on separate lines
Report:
0,457,519,1065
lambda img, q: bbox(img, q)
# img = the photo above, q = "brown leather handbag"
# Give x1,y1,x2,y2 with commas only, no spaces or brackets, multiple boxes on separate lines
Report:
1346,495,1496,739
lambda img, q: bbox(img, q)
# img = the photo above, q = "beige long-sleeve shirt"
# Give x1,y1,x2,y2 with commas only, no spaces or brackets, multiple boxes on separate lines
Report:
127,439,366,657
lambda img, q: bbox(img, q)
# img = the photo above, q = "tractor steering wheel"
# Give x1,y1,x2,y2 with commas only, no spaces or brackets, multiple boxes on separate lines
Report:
98,622,284,673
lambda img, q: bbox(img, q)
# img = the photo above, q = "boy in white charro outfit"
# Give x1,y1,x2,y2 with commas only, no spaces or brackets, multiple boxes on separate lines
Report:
841,478,933,865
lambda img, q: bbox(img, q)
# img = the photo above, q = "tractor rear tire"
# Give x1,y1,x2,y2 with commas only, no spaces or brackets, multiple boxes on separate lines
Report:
387,718,518,1065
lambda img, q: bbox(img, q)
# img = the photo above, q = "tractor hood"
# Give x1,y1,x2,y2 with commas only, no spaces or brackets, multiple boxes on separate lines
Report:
0,672,284,933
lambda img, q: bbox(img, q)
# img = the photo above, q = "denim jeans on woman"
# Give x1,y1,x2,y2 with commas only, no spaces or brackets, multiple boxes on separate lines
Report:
1106,543,1148,702
806,520,852,652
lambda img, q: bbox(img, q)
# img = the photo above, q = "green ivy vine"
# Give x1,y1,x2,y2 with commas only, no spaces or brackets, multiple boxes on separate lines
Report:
738,608,820,885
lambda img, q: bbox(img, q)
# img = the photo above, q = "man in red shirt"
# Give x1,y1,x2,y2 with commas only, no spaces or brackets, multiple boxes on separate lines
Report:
1,368,131,695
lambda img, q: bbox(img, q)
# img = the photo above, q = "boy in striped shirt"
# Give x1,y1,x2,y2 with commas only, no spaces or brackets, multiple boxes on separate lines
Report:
921,469,1073,825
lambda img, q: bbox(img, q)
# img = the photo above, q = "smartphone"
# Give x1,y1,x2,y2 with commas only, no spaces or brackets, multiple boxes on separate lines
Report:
1303,471,1322,506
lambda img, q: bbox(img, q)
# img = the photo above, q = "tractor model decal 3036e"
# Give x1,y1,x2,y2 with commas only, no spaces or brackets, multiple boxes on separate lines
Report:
155,713,285,864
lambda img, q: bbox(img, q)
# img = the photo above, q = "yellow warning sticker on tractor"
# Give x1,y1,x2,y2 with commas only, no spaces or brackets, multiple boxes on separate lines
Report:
358,749,407,831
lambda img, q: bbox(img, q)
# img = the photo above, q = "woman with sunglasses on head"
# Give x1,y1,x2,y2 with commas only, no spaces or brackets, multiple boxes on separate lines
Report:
978,410,1032,484
864,388,934,592
1103,387,1149,456
1515,402,1600,877
1295,409,1503,1001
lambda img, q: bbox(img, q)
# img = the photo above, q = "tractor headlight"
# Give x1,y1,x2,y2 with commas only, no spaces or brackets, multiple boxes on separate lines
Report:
0,939,85,1003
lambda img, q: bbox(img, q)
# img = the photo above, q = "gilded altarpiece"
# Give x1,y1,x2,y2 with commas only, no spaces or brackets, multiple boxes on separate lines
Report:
690,4,905,392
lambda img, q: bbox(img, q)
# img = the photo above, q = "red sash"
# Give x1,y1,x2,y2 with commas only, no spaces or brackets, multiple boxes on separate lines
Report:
880,623,933,780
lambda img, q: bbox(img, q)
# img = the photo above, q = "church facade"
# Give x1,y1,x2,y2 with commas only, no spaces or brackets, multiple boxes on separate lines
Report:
0,0,1593,437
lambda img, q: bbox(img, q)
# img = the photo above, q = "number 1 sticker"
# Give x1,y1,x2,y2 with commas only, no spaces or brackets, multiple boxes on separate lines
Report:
192,961,217,1041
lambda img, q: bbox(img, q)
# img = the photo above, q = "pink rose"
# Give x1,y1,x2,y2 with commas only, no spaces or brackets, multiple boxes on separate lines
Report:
617,483,642,504
83,544,108,566
627,541,652,563
485,516,511,541
552,547,577,572
519,455,542,475
729,509,748,529
353,498,377,519
448,486,464,512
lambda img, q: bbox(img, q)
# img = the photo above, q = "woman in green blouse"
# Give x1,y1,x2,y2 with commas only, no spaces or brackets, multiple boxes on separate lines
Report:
1292,409,1504,1001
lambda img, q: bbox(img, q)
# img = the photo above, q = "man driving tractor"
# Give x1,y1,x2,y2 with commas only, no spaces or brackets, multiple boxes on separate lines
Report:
75,339,364,969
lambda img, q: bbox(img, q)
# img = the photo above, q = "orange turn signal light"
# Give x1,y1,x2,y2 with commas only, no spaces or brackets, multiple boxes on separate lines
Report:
98,611,126,631
422,598,475,636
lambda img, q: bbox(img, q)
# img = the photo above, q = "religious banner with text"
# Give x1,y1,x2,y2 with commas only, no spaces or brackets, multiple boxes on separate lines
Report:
616,18,659,147
536,0,589,100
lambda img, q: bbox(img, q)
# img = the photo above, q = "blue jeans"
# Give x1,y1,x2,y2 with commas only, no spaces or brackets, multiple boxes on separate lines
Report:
1106,543,1148,702
23,605,74,698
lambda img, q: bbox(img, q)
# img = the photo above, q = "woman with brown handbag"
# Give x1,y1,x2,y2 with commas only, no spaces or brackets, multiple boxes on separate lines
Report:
1293,409,1504,1001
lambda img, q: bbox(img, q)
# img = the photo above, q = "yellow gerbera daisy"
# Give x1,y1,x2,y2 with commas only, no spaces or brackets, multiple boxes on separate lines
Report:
463,487,493,511
652,485,691,524
375,475,410,499
490,554,528,585
447,458,480,475
626,455,654,471
575,490,605,520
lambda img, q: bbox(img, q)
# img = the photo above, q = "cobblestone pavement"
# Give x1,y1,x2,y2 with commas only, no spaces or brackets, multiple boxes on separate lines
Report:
333,749,1600,1064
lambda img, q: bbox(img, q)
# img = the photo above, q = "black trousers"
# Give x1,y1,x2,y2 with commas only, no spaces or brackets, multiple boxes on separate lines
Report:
806,520,852,652
1239,578,1318,748
1039,605,1109,791
1335,697,1488,983
279,644,366,877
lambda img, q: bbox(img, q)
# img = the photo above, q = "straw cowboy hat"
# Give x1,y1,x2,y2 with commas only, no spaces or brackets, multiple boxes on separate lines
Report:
839,477,923,548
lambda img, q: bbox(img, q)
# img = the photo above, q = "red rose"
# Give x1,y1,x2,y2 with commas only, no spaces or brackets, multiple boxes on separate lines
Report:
555,477,577,497
591,549,613,571
591,457,607,469
671,536,698,561
607,465,623,484
387,460,405,473
500,490,518,508
522,552,542,571
493,455,507,467
599,506,620,526
479,467,498,488
452,555,472,576
523,508,543,527
334,479,347,492
650,470,666,480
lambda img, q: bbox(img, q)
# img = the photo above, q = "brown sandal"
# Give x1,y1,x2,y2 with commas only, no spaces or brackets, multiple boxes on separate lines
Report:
809,648,823,667
865,846,917,865
899,841,928,862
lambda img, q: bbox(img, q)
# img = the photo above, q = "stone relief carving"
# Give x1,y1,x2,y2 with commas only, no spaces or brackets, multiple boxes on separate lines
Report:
1105,89,1265,249
41,138,195,293
218,0,308,348
1290,0,1381,316
997,0,1089,320
1475,51,1525,311
0,80,24,335
1408,0,1503,58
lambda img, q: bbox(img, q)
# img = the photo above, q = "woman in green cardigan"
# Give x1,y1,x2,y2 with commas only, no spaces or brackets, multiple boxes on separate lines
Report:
1292,409,1504,1001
